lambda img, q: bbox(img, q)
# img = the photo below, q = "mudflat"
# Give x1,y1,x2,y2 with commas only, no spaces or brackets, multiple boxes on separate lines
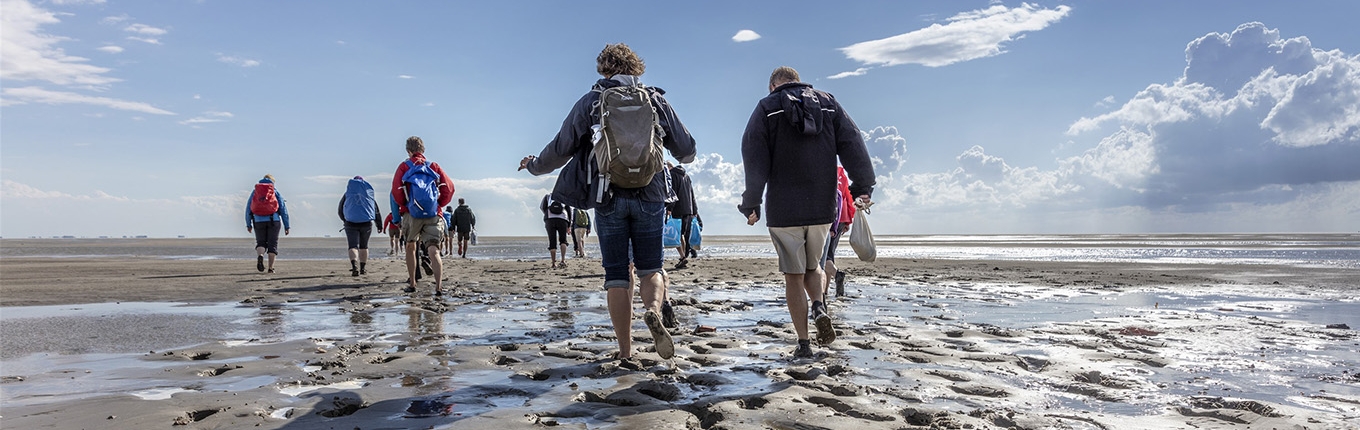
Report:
1,249,1357,429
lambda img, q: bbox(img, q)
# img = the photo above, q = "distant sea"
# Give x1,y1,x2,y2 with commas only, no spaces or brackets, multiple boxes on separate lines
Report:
3,234,1357,270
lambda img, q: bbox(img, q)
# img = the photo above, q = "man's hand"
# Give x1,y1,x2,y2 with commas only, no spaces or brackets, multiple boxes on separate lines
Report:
746,212,759,226
517,155,535,171
284,228,291,236
855,195,873,210
247,227,252,233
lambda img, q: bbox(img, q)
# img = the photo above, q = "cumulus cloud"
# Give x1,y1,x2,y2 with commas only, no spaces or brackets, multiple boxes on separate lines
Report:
836,2,1070,75
732,29,761,42
0,0,119,86
217,54,260,67
861,126,910,175
1,86,175,114
1062,22,1360,207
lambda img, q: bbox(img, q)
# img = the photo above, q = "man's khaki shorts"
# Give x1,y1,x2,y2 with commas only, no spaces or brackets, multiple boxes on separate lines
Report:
402,214,446,248
768,223,832,274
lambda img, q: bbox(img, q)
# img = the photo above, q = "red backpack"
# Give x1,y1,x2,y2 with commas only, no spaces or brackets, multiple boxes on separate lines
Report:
251,183,279,216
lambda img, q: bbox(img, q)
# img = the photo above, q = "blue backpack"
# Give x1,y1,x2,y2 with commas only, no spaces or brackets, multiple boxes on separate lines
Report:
402,160,442,218
342,178,377,223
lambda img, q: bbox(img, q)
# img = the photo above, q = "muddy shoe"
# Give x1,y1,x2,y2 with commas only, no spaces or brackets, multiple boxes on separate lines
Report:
793,343,814,359
661,301,678,329
351,268,360,277
812,304,835,346
643,310,674,359
257,256,265,272
402,285,416,293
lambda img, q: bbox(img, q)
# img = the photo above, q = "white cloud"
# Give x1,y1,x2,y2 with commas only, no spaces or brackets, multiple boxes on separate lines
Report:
861,126,910,175
0,0,119,86
837,3,1071,72
101,14,129,25
123,23,167,36
178,110,232,125
1,179,247,238
1095,95,1116,108
1,86,175,115
827,68,870,80
126,36,160,45
96,45,123,54
398,75,413,79
217,54,260,67
49,0,106,5
732,29,761,42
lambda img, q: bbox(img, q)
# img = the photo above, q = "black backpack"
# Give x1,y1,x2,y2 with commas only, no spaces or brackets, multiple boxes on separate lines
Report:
548,198,564,215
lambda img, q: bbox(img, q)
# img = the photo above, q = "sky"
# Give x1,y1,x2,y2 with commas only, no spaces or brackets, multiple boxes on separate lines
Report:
3,0,1359,238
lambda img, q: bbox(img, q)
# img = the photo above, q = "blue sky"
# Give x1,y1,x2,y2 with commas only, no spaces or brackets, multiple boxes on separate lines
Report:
3,0,1358,238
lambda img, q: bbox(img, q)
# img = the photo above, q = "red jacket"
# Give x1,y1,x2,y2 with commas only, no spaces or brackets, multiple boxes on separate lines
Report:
391,153,455,215
836,167,855,225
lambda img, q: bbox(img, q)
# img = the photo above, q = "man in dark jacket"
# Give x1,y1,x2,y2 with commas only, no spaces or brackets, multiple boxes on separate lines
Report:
519,43,696,367
739,66,876,359
667,161,698,269
452,198,476,258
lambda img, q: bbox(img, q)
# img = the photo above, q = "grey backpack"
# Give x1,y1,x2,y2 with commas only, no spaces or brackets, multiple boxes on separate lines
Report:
591,84,666,191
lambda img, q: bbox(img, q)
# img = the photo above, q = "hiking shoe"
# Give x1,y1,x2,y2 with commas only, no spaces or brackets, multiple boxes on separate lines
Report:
402,285,416,293
267,268,275,274
793,344,814,359
834,272,846,297
661,301,678,329
351,268,360,277
643,310,674,359
812,305,835,346
257,256,265,272
674,258,688,270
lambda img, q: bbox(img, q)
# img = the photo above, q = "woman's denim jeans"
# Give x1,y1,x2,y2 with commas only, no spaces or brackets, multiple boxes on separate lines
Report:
594,196,666,288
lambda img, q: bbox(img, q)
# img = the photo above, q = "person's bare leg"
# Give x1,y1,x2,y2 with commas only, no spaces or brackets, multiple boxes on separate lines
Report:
785,273,810,341
358,249,368,273
802,266,825,306
638,272,665,313
558,244,568,267
266,253,277,271
405,241,418,289
607,285,634,358
427,243,443,293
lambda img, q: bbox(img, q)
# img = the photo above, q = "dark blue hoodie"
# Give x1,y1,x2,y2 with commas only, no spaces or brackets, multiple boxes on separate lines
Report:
739,82,875,228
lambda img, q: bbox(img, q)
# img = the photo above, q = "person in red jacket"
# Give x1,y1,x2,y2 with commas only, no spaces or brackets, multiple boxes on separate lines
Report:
391,136,456,295
823,166,856,298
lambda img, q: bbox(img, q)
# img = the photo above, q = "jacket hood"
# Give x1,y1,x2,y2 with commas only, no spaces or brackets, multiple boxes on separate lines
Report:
258,177,274,184
407,153,428,164
773,82,822,136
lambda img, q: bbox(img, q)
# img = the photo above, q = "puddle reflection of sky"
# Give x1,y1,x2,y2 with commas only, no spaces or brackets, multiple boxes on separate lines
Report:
2,280,1357,418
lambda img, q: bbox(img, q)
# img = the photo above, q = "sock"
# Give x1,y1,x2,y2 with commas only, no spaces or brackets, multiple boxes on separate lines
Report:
359,262,366,272
350,260,358,270
798,339,811,348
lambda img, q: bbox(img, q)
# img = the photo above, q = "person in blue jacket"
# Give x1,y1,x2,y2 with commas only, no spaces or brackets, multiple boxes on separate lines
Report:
245,174,290,273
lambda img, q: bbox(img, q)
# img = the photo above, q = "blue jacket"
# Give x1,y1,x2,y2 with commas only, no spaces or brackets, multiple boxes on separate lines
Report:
245,178,291,229
740,82,875,228
526,75,696,209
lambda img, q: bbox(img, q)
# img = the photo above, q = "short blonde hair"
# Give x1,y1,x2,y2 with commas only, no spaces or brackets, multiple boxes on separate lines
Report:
406,136,425,154
769,66,800,87
597,43,645,77
263,174,274,182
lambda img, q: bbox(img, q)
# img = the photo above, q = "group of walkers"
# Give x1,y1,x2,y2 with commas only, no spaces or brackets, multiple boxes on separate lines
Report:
245,136,478,296
248,43,875,364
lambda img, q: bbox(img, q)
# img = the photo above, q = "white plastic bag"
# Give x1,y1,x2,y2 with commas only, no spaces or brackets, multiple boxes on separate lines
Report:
470,229,478,246
849,204,875,262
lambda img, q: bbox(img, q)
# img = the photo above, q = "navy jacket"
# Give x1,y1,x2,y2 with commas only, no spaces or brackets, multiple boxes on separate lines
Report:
667,165,697,218
739,82,875,227
526,75,696,209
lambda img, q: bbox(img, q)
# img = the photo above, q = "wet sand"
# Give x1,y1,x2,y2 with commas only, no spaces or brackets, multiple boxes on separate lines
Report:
1,250,1357,429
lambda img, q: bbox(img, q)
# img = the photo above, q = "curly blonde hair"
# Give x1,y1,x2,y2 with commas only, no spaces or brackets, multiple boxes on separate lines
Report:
596,43,645,77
